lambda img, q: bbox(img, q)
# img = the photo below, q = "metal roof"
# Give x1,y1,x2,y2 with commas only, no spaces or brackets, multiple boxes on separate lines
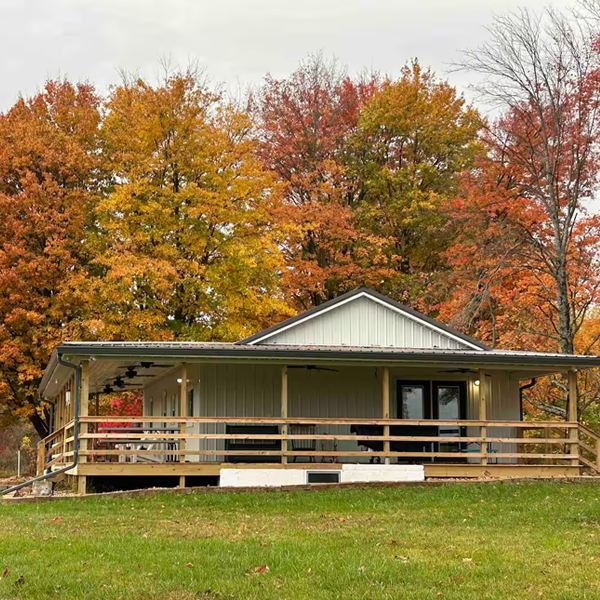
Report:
51,340,600,364
38,339,600,396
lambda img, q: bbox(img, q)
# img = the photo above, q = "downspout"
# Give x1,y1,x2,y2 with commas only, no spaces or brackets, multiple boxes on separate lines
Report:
519,378,537,420
2,355,81,496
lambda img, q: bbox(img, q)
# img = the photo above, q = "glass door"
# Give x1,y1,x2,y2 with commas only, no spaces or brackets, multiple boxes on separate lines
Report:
399,381,431,420
432,381,466,454
396,381,434,459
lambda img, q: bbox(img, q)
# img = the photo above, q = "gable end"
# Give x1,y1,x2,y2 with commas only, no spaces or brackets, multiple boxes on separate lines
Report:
239,289,487,351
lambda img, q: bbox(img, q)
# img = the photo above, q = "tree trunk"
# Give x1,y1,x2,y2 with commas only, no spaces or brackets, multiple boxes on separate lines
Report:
29,407,49,439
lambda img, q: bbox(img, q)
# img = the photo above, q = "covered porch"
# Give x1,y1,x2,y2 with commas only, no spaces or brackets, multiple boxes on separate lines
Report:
36,343,600,493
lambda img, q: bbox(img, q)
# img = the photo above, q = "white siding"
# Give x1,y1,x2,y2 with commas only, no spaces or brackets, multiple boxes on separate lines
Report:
260,296,471,349
466,371,520,463
143,364,521,465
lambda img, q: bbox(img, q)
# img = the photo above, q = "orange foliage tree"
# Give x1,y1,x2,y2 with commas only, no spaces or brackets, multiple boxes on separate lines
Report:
0,81,103,437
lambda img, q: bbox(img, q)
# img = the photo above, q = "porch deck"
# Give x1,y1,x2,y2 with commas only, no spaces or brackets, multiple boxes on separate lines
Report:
37,415,600,488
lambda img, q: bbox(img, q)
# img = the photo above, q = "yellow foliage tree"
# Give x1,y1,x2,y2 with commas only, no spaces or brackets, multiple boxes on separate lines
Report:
87,69,291,341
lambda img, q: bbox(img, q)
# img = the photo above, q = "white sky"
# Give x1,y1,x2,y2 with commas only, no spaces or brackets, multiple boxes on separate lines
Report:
1,0,578,110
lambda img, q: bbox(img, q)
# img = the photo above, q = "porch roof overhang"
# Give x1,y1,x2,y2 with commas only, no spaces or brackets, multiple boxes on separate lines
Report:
39,341,600,398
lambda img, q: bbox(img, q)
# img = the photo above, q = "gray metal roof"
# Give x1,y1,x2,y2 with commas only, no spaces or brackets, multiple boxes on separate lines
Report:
52,340,600,364
39,339,600,396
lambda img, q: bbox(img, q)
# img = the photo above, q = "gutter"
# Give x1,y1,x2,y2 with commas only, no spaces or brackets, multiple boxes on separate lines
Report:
519,378,538,420
2,355,81,497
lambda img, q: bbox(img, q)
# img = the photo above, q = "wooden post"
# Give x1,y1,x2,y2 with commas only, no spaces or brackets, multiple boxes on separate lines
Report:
78,361,90,495
382,367,390,465
595,438,600,473
179,364,187,487
281,366,288,465
568,370,579,468
479,370,487,466
36,440,46,476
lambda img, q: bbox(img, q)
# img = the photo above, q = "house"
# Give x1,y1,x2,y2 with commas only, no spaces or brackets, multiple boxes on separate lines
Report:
37,287,600,494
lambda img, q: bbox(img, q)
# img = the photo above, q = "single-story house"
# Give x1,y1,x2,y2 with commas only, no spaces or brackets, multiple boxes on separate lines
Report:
36,287,600,493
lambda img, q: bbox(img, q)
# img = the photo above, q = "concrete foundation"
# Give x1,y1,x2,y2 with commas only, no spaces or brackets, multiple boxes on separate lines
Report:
219,464,424,488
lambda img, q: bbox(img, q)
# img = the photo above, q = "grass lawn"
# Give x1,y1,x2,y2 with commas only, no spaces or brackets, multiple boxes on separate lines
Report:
2,482,600,599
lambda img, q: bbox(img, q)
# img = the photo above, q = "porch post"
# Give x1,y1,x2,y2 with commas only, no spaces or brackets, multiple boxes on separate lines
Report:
382,368,390,465
179,363,187,487
78,360,90,495
281,366,288,465
478,369,487,467
568,370,579,467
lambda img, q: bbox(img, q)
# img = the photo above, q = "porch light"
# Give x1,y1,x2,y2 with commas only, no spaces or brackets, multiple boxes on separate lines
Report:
474,379,481,387
177,378,183,384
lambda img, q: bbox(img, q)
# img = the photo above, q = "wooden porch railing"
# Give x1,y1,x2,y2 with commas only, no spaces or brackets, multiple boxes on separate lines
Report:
34,416,582,467
38,417,600,473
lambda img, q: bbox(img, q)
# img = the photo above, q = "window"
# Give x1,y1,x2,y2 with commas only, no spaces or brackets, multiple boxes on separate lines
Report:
307,471,340,484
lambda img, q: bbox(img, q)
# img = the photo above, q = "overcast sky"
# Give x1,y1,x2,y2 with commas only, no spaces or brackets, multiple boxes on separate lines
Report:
1,0,578,110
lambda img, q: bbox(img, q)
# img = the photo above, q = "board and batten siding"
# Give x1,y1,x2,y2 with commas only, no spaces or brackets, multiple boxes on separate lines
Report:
257,296,472,349
142,363,520,465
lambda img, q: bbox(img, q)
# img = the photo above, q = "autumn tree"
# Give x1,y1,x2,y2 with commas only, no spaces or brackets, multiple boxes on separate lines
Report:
454,8,600,356
349,62,482,305
254,54,388,309
0,81,103,437
438,7,600,420
89,68,290,342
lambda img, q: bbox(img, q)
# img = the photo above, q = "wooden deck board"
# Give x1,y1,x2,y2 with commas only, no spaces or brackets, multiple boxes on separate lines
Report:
74,462,581,479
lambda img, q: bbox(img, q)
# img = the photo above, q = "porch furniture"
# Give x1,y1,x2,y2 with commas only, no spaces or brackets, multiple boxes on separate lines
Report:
319,438,338,463
454,446,499,464
350,424,440,461
288,424,317,462
96,427,180,463
224,424,281,463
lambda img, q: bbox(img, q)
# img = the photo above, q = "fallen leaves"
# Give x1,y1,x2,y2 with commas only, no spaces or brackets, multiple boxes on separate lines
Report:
2,568,8,579
247,565,269,576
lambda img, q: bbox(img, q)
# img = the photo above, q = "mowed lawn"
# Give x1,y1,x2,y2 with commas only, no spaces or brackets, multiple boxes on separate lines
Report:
2,482,600,599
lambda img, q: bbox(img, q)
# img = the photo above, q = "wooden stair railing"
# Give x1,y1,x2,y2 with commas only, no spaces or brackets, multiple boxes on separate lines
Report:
578,424,600,473
36,425,67,476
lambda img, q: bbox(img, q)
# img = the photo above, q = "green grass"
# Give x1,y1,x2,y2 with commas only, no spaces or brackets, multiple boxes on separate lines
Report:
2,482,600,599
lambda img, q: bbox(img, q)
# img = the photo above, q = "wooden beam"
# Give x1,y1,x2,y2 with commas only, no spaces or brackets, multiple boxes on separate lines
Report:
78,415,580,428
478,370,487,466
179,364,187,487
78,363,90,495
568,370,579,467
36,440,46,477
281,366,288,465
382,368,390,465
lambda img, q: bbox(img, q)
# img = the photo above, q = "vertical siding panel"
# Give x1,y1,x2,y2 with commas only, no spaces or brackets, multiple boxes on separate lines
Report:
263,296,473,350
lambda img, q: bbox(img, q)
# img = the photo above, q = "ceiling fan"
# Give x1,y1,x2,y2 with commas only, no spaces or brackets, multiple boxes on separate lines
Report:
118,362,174,372
112,376,137,389
118,366,157,379
288,365,339,372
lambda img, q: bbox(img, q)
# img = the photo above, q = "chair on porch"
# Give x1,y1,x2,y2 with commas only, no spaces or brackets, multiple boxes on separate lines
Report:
288,424,317,462
224,424,281,463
